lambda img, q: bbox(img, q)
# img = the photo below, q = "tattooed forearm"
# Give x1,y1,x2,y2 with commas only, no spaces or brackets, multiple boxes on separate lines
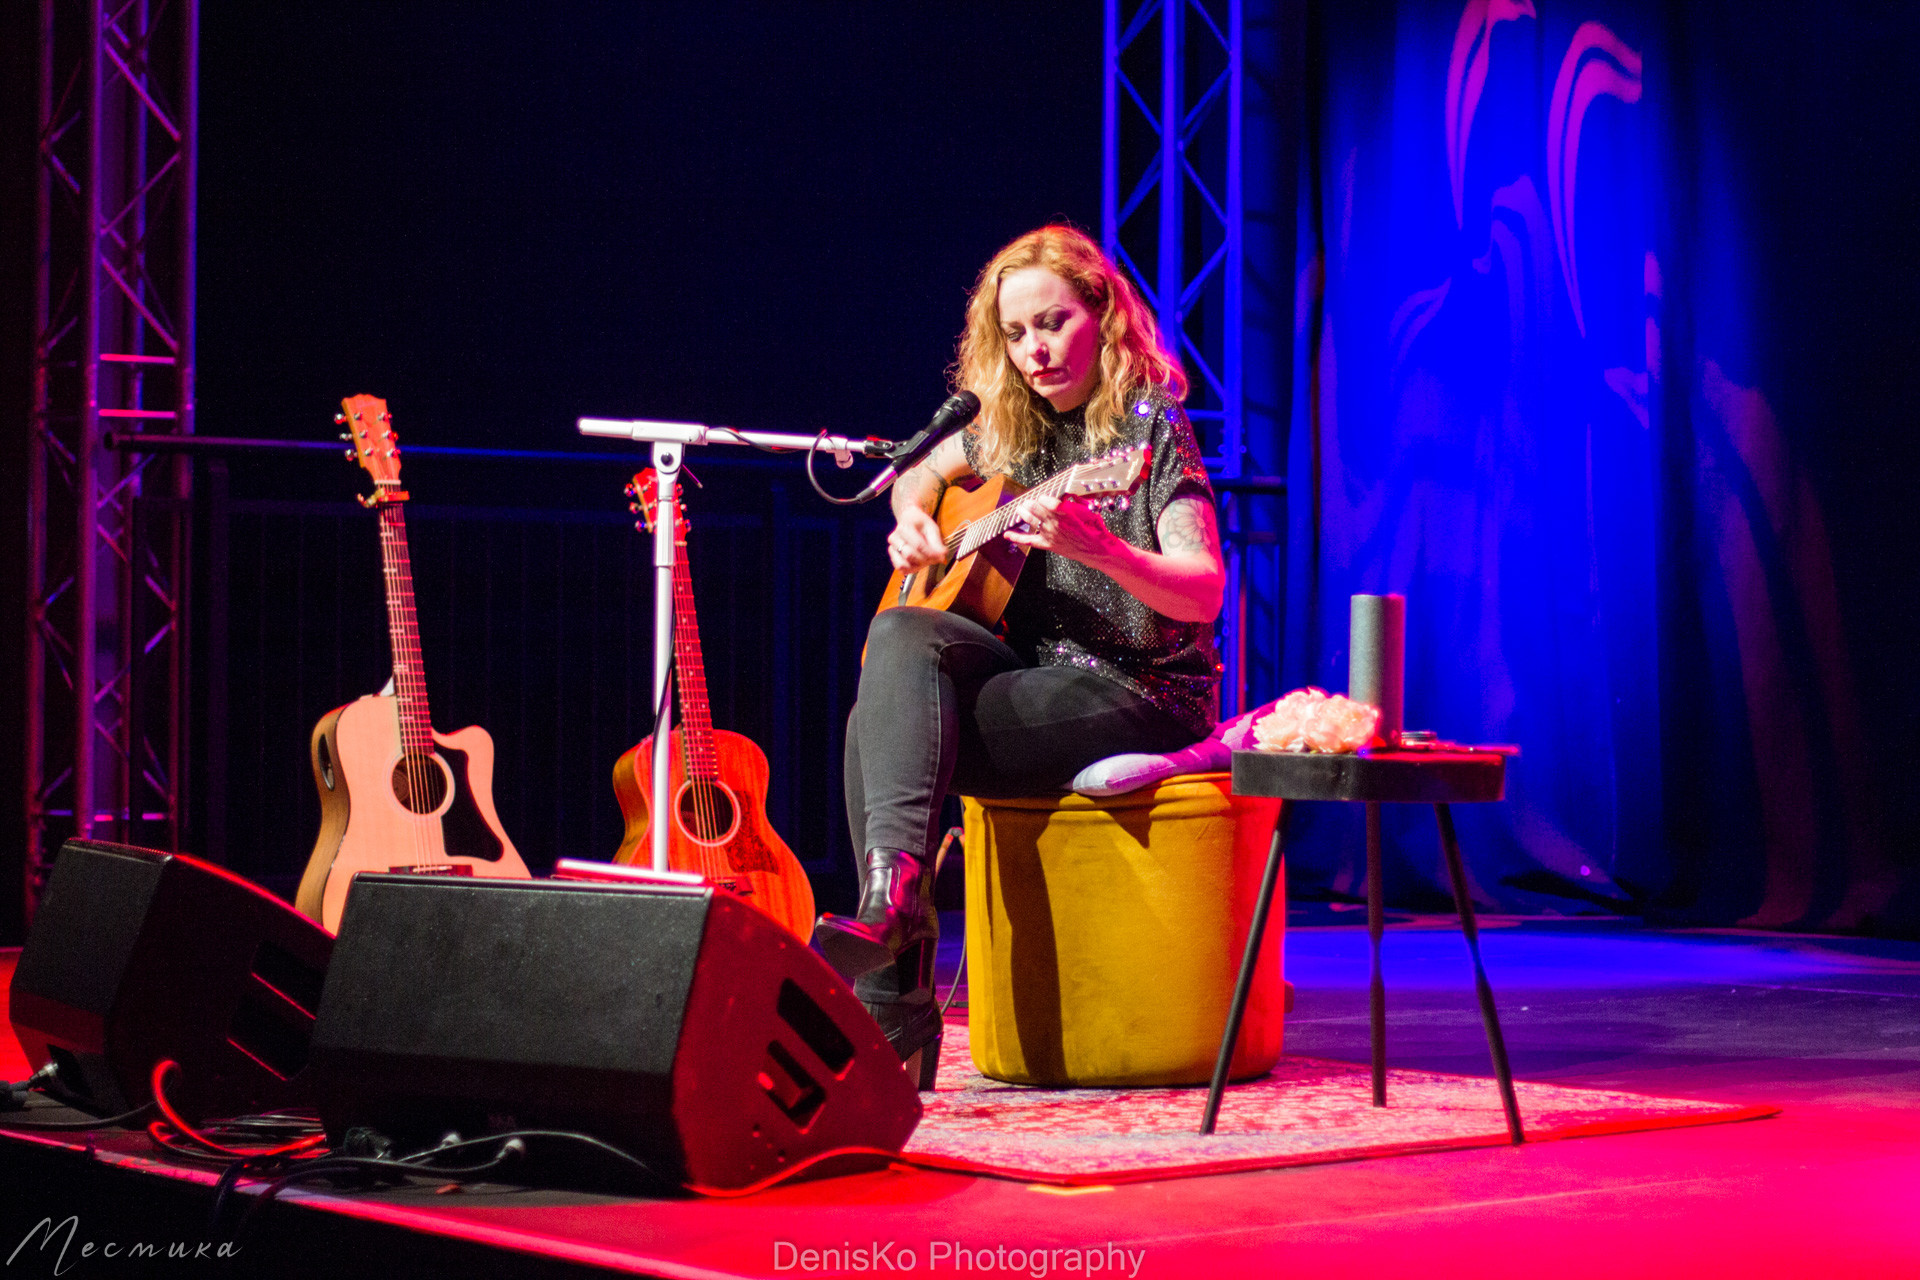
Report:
1157,496,1219,558
891,431,970,519
893,462,948,516
1091,494,1223,622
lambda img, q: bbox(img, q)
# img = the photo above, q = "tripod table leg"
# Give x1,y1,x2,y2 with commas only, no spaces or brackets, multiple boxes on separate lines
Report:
1200,805,1287,1136
1434,803,1524,1143
1368,801,1386,1107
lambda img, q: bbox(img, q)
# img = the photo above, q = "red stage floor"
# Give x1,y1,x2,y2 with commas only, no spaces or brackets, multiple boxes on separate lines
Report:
6,920,1920,1278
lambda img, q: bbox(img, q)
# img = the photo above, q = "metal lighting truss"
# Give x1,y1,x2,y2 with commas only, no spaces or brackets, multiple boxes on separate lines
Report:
1105,0,1255,707
1105,0,1242,475
27,0,198,913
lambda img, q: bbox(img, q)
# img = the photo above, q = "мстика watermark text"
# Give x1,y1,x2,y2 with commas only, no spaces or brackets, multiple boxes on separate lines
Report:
9,1216,241,1275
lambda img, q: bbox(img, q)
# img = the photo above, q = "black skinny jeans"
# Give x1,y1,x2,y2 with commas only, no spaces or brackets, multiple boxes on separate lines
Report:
844,607,1201,1005
843,606,1201,869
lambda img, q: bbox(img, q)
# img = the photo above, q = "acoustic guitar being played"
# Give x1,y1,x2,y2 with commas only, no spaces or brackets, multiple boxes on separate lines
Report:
610,470,816,940
295,395,529,933
874,444,1149,630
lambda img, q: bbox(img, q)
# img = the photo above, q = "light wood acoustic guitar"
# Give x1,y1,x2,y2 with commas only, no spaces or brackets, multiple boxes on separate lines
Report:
610,470,816,940
295,395,529,934
874,444,1150,629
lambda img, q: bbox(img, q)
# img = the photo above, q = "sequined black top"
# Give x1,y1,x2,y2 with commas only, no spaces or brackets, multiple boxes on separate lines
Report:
962,386,1221,738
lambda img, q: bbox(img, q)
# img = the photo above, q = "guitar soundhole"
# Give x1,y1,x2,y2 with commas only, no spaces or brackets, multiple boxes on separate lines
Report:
675,780,739,844
390,752,450,814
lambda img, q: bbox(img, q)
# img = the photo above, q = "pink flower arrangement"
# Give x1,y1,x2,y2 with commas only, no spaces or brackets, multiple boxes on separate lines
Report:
1252,688,1382,754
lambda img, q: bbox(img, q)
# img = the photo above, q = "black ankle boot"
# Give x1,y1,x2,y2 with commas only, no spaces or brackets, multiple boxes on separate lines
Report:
813,847,937,982
859,940,943,1091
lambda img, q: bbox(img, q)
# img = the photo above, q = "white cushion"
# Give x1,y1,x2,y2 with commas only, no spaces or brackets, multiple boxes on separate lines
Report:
1069,701,1276,797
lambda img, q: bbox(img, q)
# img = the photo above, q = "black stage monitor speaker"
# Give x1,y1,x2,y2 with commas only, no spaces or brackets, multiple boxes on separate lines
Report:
9,839,335,1121
308,874,923,1191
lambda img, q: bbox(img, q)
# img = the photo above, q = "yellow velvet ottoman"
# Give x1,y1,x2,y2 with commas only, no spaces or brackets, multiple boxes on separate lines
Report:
962,773,1286,1087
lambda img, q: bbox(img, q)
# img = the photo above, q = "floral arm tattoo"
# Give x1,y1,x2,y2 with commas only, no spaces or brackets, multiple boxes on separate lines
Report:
1157,496,1219,558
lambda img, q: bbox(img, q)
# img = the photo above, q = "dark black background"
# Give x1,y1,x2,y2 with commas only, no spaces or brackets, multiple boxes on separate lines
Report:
0,3,1107,940
195,3,1104,459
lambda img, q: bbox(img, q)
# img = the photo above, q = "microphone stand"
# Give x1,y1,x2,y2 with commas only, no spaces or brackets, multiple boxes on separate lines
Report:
576,415,897,874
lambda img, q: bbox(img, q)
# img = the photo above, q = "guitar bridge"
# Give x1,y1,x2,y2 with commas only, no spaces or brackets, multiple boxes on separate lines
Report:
386,864,476,877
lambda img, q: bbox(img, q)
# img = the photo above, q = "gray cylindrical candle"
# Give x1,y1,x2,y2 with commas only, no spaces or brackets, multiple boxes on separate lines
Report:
1349,593,1405,748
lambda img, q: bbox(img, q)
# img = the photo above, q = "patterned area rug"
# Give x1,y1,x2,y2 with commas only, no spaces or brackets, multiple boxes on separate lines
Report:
900,1020,1777,1185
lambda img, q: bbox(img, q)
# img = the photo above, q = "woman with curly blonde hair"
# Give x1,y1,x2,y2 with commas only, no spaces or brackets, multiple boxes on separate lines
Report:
815,225,1225,1085
953,225,1189,476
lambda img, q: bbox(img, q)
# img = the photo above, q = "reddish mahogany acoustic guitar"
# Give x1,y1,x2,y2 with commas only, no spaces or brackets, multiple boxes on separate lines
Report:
610,470,815,941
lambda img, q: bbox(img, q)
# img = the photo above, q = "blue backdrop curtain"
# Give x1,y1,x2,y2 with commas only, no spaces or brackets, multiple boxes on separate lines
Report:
1276,0,1918,933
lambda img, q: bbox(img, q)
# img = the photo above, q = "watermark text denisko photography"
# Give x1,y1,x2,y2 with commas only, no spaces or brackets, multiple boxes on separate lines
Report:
772,1240,1147,1276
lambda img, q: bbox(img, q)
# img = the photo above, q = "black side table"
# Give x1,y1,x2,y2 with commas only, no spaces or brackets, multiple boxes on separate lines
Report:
1199,749,1524,1143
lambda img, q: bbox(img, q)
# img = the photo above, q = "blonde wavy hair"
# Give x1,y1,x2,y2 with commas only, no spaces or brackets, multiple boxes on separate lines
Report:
952,225,1187,475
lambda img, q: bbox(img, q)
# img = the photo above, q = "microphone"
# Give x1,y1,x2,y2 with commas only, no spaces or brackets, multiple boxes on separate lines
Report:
849,391,982,503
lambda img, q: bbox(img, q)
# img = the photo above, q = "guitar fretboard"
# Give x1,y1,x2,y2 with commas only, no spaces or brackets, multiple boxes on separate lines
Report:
948,444,1147,559
670,546,722,783
951,466,1080,558
374,493,434,755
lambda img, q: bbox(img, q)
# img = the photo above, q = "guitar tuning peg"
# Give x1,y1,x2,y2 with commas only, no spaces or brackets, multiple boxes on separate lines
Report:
344,447,356,459
339,433,350,442
380,412,391,422
334,413,346,424
1116,495,1130,511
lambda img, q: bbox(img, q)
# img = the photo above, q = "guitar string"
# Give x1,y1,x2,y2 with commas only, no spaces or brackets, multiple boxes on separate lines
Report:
679,573,712,854
647,478,702,877
673,558,705,852
670,521,723,879
687,562,726,845
374,489,413,865
391,492,436,865
690,602,720,848
945,449,1132,558
381,499,433,869
946,470,1062,557
404,507,432,866
680,564,708,844
948,445,1136,556
380,498,420,866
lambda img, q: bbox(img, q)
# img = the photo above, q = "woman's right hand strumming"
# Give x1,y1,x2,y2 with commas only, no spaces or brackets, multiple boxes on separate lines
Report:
886,429,973,574
888,505,948,573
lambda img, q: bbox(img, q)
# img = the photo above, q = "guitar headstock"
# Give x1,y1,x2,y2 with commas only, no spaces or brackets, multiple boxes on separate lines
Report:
336,394,407,507
1066,443,1151,511
626,468,690,543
